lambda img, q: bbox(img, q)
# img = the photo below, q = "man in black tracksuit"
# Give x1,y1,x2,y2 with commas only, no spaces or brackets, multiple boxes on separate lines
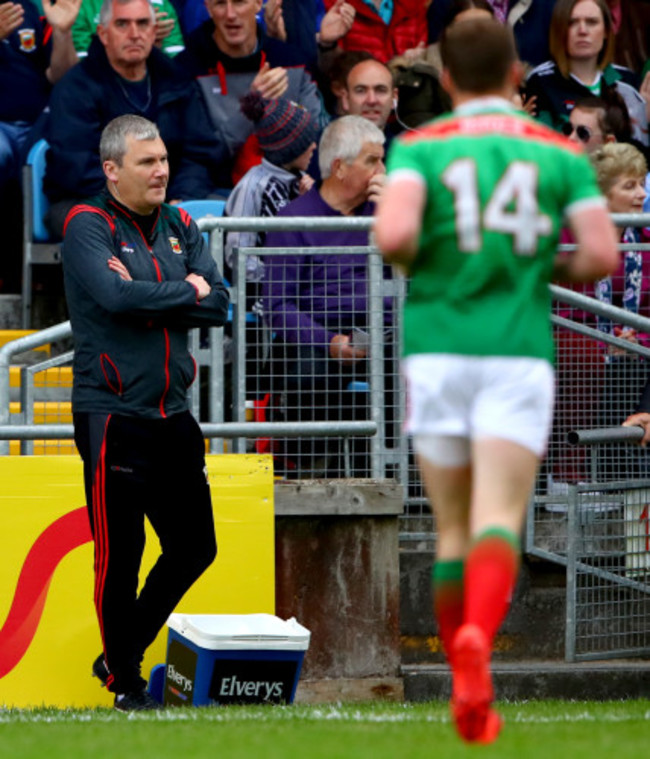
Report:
63,114,229,711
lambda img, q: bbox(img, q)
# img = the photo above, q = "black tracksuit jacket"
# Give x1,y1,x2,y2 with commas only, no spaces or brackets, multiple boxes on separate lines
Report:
63,190,229,418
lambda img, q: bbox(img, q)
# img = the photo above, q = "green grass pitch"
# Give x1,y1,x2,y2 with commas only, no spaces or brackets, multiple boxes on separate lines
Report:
1,701,649,759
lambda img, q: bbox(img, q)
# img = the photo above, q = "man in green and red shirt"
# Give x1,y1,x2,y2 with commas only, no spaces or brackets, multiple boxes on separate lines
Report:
375,17,618,745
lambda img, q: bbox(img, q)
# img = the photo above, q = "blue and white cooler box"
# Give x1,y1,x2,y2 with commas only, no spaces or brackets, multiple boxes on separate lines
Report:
163,613,311,707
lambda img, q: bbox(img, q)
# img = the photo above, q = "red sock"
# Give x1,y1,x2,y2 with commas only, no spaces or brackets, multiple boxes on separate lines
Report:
432,559,464,664
464,528,520,647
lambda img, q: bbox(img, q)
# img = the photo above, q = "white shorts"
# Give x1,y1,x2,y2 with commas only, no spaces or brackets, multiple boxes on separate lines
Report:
403,354,555,466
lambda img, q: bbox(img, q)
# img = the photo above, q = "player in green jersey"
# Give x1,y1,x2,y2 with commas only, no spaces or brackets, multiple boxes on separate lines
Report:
375,17,619,745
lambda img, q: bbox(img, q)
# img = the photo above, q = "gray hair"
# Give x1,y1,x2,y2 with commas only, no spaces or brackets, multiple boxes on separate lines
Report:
100,115,160,165
99,0,155,27
318,115,385,179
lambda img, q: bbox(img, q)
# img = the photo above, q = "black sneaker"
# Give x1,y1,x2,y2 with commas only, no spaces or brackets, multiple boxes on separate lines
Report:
92,654,110,687
114,689,162,712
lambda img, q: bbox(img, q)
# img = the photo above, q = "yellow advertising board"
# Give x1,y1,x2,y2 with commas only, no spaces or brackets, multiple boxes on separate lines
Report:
0,454,275,707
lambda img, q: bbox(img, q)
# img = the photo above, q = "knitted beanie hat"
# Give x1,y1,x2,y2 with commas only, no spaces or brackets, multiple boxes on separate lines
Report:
240,91,319,166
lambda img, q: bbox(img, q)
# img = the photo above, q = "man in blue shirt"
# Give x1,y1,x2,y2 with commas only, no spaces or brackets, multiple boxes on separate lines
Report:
0,0,80,191
0,0,79,290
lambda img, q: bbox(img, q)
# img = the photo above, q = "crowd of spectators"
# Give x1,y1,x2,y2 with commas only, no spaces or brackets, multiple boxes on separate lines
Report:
4,0,650,268
3,0,650,474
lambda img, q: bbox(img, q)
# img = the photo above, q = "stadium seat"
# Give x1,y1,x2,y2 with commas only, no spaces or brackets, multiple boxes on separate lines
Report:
177,199,233,314
177,199,226,245
21,139,61,328
177,199,226,219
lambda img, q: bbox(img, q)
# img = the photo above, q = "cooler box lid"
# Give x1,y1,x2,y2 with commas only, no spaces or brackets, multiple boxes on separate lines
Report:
167,613,311,651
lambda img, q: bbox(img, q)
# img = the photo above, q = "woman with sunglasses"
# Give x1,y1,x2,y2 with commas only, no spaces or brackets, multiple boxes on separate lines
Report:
524,0,647,146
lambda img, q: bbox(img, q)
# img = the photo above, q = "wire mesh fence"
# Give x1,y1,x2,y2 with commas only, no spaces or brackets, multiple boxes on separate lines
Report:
527,264,650,660
18,351,75,455
3,215,650,659
527,480,650,661
226,240,405,480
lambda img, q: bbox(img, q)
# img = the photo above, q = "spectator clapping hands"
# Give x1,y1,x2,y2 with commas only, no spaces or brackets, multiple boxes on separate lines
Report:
319,0,356,46
264,0,286,42
0,2,24,41
252,61,289,101
42,0,82,34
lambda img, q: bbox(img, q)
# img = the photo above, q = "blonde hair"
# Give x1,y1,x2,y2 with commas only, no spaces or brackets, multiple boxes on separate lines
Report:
591,142,647,195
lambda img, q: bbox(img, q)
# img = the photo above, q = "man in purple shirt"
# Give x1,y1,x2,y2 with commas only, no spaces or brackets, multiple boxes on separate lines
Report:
262,114,392,477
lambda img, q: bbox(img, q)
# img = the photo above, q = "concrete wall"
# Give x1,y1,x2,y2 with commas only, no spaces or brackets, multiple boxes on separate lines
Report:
274,480,403,686
399,549,568,663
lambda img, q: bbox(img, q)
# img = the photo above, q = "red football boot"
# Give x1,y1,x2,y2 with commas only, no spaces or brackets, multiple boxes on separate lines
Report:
450,623,494,742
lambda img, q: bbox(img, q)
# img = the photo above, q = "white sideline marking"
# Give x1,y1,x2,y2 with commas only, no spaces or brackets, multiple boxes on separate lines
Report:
0,705,649,725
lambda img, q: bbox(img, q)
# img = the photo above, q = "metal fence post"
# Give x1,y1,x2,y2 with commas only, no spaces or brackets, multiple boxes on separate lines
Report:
368,248,386,479
564,483,578,662
231,246,248,454
200,220,226,453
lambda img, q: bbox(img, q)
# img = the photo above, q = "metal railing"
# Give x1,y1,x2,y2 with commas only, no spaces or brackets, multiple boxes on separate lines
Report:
0,318,377,457
0,217,392,467
5,212,650,660
529,224,650,660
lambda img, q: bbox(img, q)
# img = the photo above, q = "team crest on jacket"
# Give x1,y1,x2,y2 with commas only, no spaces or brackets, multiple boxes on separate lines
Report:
169,237,182,254
18,28,36,52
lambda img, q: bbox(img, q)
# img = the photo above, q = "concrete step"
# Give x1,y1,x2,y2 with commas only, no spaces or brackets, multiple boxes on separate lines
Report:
400,552,571,663
402,659,650,701
8,440,77,455
9,401,72,423
8,365,72,403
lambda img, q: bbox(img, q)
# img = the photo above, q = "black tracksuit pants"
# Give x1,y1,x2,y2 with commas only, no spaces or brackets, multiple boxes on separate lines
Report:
74,410,217,694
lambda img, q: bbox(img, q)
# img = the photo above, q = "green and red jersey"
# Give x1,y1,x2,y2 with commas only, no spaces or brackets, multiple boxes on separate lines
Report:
386,98,605,363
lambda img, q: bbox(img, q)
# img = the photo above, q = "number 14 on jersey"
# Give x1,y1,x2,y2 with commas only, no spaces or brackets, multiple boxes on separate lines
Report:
442,159,552,256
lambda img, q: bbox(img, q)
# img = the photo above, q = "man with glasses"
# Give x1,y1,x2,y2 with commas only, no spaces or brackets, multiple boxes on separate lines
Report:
563,94,650,210
562,95,630,153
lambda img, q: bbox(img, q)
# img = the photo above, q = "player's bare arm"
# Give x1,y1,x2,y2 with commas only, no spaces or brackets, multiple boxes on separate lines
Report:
374,175,426,273
622,412,650,446
553,204,619,282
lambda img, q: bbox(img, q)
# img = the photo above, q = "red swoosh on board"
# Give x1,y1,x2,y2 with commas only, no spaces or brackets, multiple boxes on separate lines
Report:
0,507,92,678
